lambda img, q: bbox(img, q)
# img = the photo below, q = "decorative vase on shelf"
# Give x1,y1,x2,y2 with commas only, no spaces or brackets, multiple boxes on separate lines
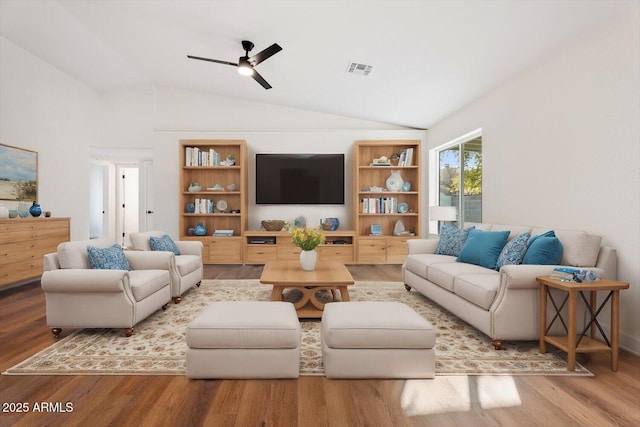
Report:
29,201,42,217
17,202,29,218
386,170,404,192
194,222,207,236
299,250,318,271
186,202,196,213
0,205,8,219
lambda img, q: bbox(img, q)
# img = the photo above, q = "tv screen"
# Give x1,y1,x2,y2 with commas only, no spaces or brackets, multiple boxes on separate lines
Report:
255,153,345,204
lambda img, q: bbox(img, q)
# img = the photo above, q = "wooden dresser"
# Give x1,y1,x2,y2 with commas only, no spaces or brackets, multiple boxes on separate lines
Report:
0,217,70,289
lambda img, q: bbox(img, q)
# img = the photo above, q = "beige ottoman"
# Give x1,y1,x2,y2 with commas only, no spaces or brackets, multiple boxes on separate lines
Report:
186,301,301,379
321,301,436,378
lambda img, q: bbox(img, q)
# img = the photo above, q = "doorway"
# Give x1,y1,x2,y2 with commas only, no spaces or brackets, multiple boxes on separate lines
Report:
89,148,154,245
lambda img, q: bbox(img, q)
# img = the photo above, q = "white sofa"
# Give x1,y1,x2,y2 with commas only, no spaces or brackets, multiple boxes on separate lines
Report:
41,238,173,337
129,231,203,303
402,223,617,349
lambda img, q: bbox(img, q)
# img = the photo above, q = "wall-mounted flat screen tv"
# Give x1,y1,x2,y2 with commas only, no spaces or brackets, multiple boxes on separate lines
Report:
255,153,345,204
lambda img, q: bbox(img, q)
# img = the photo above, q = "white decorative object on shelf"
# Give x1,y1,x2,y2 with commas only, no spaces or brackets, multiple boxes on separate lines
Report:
385,170,404,192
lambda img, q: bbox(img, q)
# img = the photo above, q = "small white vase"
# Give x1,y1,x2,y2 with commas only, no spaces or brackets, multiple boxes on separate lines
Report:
386,170,404,192
299,250,318,271
0,205,8,219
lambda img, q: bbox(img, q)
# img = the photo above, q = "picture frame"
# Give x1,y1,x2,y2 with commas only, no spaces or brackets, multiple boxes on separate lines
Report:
0,143,38,201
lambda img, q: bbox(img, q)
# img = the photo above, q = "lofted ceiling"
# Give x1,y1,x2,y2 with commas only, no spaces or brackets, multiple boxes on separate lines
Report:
0,0,634,129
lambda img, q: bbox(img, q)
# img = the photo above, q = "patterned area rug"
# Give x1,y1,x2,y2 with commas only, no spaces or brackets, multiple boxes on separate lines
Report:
3,280,591,376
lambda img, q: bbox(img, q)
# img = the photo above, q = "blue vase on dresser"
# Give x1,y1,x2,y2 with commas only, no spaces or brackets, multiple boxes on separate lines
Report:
29,201,42,217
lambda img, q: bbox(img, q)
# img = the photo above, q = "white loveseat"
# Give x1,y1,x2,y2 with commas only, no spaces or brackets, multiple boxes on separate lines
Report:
129,231,203,303
41,238,173,337
402,223,617,349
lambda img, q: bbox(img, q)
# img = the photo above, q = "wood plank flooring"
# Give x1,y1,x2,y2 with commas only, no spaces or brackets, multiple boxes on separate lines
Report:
1,265,639,426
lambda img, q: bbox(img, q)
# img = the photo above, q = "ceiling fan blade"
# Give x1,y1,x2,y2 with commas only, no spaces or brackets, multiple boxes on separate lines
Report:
187,55,238,67
251,69,272,89
249,43,282,66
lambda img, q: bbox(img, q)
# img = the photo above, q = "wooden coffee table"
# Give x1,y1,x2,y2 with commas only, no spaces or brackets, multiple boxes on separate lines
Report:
260,260,354,318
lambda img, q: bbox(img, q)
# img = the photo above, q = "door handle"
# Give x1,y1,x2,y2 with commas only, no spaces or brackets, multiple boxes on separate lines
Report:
147,210,154,214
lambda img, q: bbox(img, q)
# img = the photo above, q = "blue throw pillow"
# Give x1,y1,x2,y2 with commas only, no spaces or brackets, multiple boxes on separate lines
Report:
150,234,181,255
435,224,475,257
87,244,131,270
522,233,563,265
456,229,511,269
495,232,531,270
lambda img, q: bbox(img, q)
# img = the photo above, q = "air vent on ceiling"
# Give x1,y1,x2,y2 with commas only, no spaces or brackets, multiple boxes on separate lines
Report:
346,62,372,76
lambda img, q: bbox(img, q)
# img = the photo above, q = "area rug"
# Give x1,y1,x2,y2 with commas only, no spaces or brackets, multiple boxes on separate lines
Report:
3,280,591,376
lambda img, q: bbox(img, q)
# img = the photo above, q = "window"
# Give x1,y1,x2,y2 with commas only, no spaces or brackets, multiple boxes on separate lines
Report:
430,129,482,231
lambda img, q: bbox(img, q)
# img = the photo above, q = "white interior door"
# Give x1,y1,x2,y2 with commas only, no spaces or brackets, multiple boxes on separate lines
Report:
116,165,139,247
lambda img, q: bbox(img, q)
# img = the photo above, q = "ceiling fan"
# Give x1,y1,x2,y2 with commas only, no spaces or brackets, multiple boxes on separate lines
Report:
187,40,282,89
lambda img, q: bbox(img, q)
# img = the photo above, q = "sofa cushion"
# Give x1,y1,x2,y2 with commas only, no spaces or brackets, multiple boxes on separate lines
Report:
427,262,494,292
176,254,202,276
435,224,474,256
405,254,456,279
454,274,500,310
130,231,164,251
456,229,510,270
87,244,131,271
554,230,602,267
523,235,563,265
128,270,170,302
495,232,531,270
57,238,113,269
150,234,181,255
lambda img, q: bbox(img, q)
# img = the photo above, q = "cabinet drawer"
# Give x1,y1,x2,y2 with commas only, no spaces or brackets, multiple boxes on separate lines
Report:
244,245,277,264
277,245,302,260
387,238,411,263
208,238,242,263
318,246,354,263
358,239,387,263
0,258,44,286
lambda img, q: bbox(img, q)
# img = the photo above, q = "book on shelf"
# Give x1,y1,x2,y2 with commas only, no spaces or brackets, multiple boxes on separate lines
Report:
398,147,414,166
361,197,399,214
185,146,221,166
213,229,234,237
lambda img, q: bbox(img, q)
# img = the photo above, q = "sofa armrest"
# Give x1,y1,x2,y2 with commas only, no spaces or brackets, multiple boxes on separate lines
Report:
125,250,174,270
43,253,60,272
41,269,129,293
500,265,561,289
500,264,606,290
407,239,438,255
175,240,203,257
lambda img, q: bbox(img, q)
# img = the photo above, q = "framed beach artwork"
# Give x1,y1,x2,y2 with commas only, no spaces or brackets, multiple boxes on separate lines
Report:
0,143,38,201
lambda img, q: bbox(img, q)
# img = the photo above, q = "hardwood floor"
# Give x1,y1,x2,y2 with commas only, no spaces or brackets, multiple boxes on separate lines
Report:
1,265,639,426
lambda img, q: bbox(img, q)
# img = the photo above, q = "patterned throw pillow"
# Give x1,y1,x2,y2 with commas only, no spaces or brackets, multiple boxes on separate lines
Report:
435,224,475,256
495,232,531,270
87,244,131,270
150,234,181,255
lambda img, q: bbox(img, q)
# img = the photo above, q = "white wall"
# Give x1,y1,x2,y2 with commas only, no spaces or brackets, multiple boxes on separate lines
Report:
0,37,100,240
426,11,640,353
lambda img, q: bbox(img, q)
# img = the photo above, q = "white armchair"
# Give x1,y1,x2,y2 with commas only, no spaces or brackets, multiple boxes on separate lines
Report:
41,238,173,338
129,231,203,303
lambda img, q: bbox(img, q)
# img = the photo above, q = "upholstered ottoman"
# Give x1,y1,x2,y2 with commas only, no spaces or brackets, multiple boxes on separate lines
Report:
186,301,301,379
321,301,436,378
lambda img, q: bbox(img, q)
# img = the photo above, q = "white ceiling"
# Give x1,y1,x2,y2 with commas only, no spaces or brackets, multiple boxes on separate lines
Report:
0,0,634,129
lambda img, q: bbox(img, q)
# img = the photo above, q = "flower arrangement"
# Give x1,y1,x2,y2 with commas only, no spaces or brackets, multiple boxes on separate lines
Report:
291,227,325,251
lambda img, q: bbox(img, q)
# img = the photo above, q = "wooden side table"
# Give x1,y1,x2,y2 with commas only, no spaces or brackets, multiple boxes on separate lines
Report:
537,275,629,371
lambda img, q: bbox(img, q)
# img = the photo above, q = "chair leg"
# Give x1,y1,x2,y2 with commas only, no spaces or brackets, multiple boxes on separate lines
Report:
195,281,201,288
404,284,412,292
492,339,504,350
51,328,62,339
124,328,134,337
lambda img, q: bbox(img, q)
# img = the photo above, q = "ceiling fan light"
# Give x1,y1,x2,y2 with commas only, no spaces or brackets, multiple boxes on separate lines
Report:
238,65,254,76
238,58,254,76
